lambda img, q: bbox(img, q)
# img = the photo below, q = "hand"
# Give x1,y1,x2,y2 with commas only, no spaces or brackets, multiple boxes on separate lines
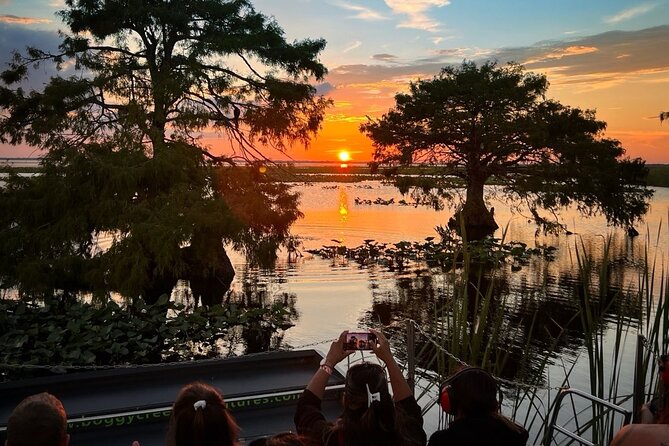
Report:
325,331,352,366
370,329,393,365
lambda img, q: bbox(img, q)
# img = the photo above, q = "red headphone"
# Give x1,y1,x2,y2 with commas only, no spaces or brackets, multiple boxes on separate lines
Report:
439,367,497,415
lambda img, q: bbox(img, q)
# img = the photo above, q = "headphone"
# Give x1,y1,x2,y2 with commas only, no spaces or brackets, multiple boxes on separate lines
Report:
439,367,497,415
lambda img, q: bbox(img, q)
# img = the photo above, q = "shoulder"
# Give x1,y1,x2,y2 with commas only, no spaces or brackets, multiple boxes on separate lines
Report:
427,428,452,446
610,424,669,446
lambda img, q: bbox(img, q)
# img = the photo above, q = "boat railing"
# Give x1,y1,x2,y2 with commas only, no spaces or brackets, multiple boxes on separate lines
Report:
543,387,632,446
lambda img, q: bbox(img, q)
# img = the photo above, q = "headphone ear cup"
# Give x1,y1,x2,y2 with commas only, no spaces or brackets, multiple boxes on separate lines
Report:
439,385,456,414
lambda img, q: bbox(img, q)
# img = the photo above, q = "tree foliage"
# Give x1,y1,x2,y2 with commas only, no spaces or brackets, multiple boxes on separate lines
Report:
0,0,329,302
362,61,652,238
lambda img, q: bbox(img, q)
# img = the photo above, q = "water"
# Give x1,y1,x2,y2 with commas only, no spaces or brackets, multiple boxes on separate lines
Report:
224,182,668,439
229,183,667,346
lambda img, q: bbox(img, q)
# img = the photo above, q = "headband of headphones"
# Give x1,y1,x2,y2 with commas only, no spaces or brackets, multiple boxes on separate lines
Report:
439,367,497,415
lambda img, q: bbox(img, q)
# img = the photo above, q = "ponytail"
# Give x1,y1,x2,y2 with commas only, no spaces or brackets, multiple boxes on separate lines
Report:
167,382,239,446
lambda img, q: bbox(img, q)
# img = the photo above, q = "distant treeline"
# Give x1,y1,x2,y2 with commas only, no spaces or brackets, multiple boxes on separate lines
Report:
647,164,669,187
3,162,668,187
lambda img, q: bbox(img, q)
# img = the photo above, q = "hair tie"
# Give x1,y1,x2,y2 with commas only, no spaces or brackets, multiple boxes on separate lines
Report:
193,400,207,411
366,384,381,407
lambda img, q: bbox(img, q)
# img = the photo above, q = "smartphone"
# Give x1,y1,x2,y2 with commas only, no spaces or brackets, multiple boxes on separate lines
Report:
344,332,377,350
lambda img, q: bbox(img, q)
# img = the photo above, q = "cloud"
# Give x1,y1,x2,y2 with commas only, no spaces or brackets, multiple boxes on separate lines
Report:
324,26,669,94
384,0,450,32
605,3,656,23
315,82,335,95
0,24,69,89
342,41,362,53
372,53,398,62
332,1,389,21
523,45,599,64
0,14,52,25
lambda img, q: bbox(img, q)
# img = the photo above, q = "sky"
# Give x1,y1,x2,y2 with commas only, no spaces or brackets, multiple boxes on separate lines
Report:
1,0,668,163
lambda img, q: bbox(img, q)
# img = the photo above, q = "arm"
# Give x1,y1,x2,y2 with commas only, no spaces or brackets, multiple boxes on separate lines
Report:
370,328,413,401
306,331,352,399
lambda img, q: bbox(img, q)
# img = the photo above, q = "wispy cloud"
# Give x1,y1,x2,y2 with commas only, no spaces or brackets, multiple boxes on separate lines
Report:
0,14,52,25
384,0,450,32
372,53,399,62
332,1,389,21
48,0,65,7
524,45,598,64
343,41,362,53
604,3,656,24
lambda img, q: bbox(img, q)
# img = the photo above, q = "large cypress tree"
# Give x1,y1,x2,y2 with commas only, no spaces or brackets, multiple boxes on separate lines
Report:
0,0,329,303
362,61,651,239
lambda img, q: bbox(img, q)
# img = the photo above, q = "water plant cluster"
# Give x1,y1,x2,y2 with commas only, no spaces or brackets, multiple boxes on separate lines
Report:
0,295,293,381
306,231,557,271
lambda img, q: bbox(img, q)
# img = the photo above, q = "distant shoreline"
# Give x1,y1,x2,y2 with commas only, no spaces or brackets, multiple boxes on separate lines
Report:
2,158,668,187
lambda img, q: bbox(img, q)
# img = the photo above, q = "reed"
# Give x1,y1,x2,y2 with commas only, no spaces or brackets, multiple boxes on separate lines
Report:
413,219,668,445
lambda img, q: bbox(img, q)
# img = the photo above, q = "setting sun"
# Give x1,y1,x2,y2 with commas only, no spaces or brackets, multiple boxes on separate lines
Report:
338,151,351,162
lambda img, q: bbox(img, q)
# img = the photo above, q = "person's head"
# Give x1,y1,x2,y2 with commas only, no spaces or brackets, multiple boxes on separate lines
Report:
167,382,239,446
439,367,498,418
247,432,309,446
340,362,399,446
5,392,69,446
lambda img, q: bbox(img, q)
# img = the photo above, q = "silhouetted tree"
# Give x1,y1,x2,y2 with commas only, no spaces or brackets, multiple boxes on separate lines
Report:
361,61,651,239
0,0,328,302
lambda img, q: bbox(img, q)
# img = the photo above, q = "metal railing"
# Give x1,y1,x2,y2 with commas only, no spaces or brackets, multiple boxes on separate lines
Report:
544,387,632,446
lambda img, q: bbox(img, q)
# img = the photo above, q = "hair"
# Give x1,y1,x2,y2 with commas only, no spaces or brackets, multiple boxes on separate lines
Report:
248,432,310,446
448,367,498,417
6,392,68,446
167,381,240,446
337,363,401,446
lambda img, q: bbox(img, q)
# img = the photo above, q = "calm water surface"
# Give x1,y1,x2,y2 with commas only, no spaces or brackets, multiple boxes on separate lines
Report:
230,183,667,345
226,183,668,436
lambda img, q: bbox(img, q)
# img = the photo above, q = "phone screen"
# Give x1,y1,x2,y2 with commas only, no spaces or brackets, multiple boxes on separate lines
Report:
345,332,377,350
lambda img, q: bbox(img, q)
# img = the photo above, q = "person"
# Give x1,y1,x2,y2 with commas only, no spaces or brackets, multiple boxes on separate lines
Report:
247,432,310,446
5,392,69,446
607,354,669,445
166,381,240,446
294,329,426,446
608,423,669,446
428,367,528,446
346,336,357,351
641,354,669,424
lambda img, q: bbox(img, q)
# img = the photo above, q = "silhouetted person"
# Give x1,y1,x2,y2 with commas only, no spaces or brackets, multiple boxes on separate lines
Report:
428,367,528,446
5,392,69,446
295,329,426,446
248,432,310,446
166,382,239,446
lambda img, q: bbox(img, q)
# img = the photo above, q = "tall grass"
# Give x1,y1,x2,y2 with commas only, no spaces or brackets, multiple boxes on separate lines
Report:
412,220,668,445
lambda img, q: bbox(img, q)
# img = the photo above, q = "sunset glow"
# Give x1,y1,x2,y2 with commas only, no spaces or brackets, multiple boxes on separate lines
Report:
0,1,668,162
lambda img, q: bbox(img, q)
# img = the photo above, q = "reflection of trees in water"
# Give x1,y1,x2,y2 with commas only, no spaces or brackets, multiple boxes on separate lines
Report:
208,266,300,355
359,256,641,385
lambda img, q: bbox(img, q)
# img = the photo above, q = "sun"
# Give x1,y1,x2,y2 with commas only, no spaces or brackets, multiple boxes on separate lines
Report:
338,150,351,162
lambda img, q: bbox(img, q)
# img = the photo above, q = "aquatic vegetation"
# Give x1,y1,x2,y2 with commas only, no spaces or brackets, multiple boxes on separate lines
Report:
306,231,556,271
0,294,294,380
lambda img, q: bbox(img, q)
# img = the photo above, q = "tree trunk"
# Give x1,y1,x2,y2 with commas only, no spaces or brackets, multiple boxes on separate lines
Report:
448,173,498,240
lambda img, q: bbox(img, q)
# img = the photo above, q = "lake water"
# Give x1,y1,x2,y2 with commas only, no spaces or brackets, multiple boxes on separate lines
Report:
224,182,668,440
